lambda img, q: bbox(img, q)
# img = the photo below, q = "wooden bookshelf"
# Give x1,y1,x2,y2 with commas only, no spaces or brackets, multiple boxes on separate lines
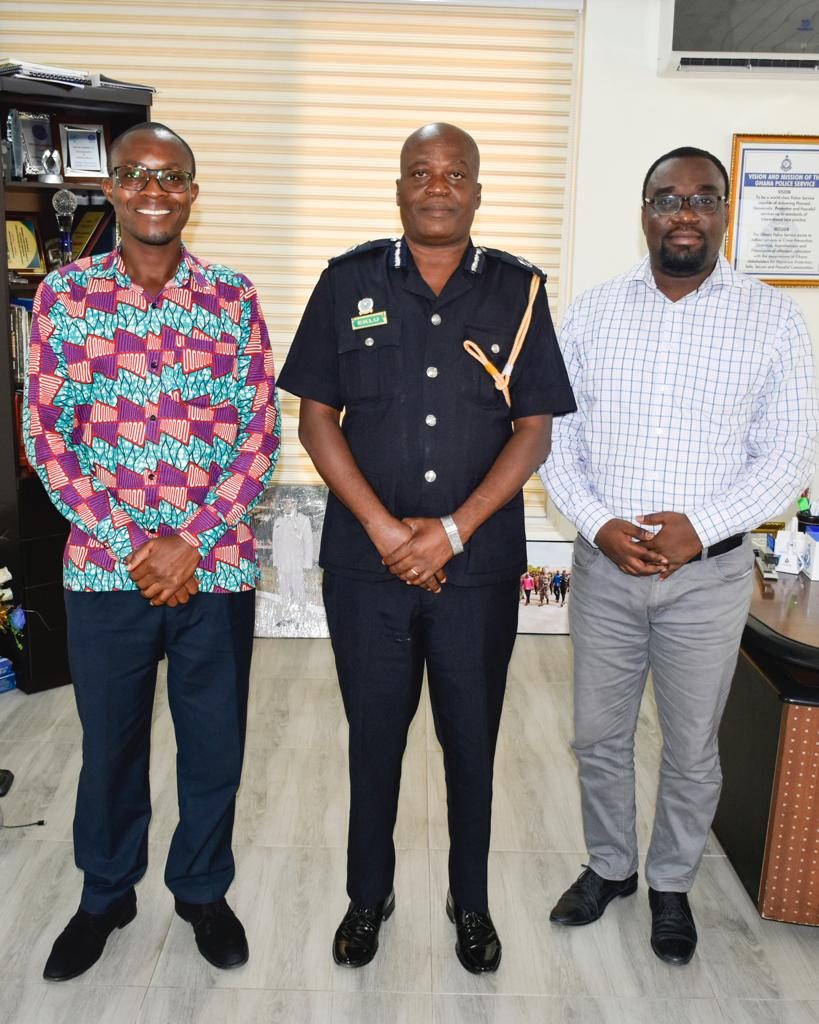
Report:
1,76,152,692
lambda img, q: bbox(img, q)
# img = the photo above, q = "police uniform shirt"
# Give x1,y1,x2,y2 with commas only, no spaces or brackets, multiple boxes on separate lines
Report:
278,238,576,585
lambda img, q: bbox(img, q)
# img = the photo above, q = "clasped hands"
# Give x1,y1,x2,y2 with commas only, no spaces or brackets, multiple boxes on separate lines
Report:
376,517,453,594
595,511,702,580
125,535,202,607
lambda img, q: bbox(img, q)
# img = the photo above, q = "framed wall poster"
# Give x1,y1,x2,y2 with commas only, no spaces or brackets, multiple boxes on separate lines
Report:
252,483,329,638
518,539,574,635
726,134,819,287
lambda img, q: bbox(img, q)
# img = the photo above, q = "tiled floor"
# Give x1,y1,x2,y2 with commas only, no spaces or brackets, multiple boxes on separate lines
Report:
0,635,817,1023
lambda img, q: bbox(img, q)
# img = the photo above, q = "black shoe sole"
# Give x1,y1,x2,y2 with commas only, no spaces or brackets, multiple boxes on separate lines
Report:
43,900,137,982
332,893,395,968
446,899,501,974
549,875,638,926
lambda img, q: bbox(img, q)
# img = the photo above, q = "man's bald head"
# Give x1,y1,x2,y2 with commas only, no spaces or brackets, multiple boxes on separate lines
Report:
400,123,480,177
108,122,196,177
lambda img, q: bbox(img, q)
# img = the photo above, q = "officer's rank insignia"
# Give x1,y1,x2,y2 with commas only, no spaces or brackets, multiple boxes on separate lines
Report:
351,299,388,330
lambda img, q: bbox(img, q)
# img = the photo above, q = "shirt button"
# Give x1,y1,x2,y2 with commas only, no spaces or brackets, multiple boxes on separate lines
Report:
426,366,438,378
364,337,375,347
425,470,437,483
150,414,157,421
430,313,442,326
151,360,158,369
148,473,155,481
491,344,500,354
425,414,437,427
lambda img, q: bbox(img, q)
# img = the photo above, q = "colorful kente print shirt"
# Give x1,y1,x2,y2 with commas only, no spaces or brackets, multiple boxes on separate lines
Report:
24,246,280,592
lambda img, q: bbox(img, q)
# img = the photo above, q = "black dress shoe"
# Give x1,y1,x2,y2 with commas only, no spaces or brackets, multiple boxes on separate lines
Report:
175,897,249,969
649,888,697,965
43,889,137,981
332,890,395,967
549,866,638,925
446,891,502,974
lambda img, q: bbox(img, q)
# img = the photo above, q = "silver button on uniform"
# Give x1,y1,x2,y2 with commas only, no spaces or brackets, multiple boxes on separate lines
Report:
430,313,442,326
425,470,437,483
364,336,375,347
491,344,500,354
426,366,438,378
425,414,437,427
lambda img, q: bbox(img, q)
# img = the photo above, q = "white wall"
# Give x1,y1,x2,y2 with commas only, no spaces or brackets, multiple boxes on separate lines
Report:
569,0,819,503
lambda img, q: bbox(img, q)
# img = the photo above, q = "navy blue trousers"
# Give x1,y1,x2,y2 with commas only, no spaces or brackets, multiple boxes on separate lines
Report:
64,590,255,914
323,573,519,912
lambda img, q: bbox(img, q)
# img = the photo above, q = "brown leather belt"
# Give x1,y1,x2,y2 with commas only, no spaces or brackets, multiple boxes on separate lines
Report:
687,533,744,564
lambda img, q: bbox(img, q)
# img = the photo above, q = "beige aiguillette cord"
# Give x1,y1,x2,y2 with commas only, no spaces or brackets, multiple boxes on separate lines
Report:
462,271,541,407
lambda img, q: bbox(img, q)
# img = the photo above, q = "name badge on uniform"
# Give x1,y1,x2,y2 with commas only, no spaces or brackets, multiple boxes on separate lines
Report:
352,311,388,330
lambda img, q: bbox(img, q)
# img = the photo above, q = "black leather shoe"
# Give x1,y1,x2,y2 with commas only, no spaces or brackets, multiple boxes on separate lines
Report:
649,888,697,965
175,897,249,969
446,891,502,974
43,889,137,981
549,866,638,925
332,890,395,967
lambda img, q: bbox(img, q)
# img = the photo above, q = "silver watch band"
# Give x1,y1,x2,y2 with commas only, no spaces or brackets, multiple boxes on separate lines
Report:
440,514,464,556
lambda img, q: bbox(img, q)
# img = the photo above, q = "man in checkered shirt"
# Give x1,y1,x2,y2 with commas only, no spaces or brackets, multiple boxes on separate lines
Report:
541,146,818,966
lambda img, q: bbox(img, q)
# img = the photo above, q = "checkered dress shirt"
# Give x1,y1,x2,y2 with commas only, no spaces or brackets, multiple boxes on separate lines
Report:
24,247,280,591
541,255,818,547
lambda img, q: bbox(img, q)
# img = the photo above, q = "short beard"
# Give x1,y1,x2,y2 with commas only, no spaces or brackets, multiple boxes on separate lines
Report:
658,238,708,276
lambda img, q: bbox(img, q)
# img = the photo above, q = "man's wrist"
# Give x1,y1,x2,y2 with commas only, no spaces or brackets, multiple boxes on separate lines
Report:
440,514,464,555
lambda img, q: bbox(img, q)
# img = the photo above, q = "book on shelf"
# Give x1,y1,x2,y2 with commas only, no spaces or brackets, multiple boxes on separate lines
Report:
9,298,32,387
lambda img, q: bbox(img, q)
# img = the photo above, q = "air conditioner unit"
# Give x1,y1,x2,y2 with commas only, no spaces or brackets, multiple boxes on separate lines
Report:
659,0,819,75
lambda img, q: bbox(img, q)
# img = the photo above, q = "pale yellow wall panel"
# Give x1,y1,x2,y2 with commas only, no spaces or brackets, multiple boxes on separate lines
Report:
2,0,578,490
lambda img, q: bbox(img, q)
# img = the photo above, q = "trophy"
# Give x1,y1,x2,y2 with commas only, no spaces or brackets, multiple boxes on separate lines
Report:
38,149,63,184
52,189,78,266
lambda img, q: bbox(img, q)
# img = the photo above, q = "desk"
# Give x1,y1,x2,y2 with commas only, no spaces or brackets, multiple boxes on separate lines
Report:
713,572,819,926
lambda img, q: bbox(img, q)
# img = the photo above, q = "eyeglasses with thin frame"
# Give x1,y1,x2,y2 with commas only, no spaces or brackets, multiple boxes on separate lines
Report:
642,193,727,216
112,164,194,194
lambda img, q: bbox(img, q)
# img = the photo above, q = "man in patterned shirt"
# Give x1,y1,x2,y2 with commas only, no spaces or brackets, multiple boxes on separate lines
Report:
25,123,279,980
541,147,817,966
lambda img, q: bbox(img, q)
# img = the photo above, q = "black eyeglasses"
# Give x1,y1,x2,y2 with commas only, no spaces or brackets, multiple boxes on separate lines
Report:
112,164,194,193
643,194,727,216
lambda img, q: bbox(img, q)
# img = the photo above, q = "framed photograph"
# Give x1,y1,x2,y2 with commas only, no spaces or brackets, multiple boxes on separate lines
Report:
726,134,819,287
5,215,46,274
252,483,329,638
518,539,574,635
15,110,53,176
59,123,107,178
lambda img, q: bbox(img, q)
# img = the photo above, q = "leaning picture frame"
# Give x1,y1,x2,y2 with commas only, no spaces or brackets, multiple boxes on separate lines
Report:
17,110,53,176
59,122,107,178
5,215,46,274
517,539,574,635
252,483,329,638
725,133,819,288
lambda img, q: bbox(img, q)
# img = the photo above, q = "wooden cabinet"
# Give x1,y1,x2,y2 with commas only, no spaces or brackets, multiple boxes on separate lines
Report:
1,77,152,692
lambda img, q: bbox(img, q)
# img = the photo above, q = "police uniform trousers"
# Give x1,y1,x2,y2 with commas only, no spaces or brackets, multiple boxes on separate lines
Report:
569,535,754,892
65,589,256,915
323,571,519,913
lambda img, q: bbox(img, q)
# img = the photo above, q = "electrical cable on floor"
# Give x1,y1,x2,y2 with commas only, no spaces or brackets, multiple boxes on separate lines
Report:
1,820,46,828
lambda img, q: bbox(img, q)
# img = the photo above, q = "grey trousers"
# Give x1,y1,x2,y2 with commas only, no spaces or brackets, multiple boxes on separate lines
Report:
569,534,754,892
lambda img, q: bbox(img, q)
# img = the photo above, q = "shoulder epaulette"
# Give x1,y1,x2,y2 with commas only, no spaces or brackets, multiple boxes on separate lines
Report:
328,238,396,265
481,247,547,280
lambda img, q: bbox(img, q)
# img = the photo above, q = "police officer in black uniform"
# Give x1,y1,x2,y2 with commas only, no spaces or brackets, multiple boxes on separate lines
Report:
278,123,575,973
